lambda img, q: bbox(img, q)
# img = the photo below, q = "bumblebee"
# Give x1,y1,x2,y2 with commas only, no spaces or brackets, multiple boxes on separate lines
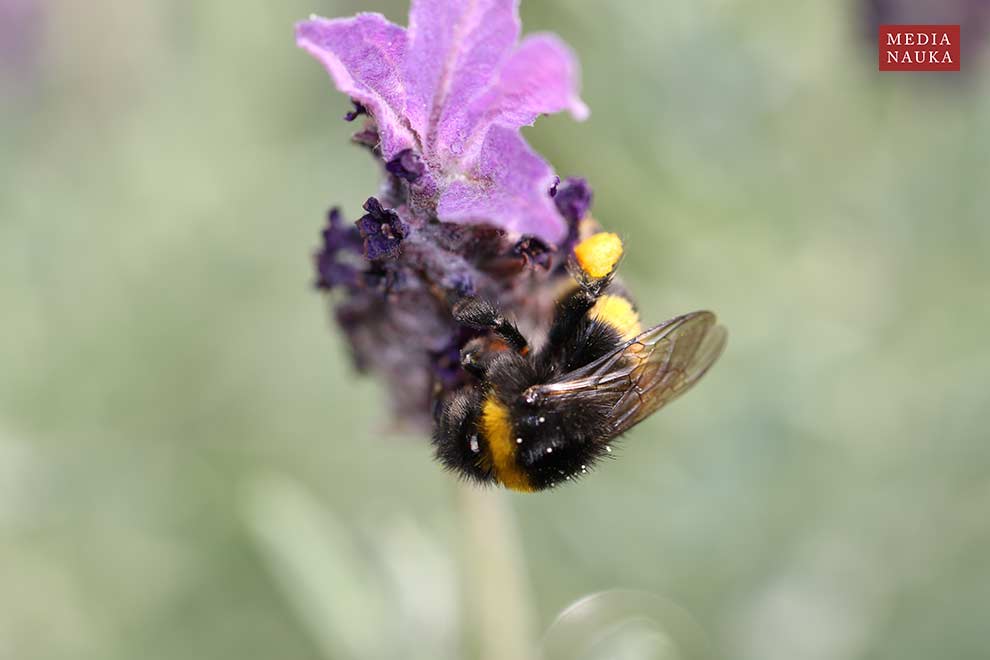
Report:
432,232,727,492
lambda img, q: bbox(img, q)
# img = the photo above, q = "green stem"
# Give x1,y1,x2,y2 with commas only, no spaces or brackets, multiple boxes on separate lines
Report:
457,484,540,660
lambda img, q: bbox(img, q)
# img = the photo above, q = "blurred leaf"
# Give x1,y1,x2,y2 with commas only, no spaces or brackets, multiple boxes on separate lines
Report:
243,474,389,660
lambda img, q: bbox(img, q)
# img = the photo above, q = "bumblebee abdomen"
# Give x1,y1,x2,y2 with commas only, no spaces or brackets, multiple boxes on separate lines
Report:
590,294,641,340
479,393,535,492
478,392,612,492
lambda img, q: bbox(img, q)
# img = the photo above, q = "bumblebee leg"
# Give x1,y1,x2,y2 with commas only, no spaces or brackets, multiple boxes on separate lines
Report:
540,233,639,369
545,233,624,344
452,297,529,354
568,232,624,296
542,287,598,364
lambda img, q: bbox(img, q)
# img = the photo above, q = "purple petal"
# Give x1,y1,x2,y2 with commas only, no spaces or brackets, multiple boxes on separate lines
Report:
405,0,519,148
437,126,565,243
491,33,589,122
438,33,588,160
296,15,416,159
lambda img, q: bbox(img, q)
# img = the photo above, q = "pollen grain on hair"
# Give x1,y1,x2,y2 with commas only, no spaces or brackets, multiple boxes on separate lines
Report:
574,232,623,279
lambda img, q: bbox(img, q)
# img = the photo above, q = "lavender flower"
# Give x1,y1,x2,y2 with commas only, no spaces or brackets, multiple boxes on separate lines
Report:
296,0,588,242
0,0,44,91
298,0,602,428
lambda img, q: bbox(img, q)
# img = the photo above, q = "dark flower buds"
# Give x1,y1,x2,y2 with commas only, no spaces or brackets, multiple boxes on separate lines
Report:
315,208,361,290
552,177,594,224
356,197,408,260
512,236,554,270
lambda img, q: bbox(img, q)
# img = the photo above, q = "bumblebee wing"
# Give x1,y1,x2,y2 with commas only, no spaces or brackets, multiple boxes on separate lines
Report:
605,311,726,435
528,311,727,437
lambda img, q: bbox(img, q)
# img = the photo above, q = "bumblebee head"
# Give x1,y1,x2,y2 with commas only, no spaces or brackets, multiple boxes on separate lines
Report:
431,389,495,485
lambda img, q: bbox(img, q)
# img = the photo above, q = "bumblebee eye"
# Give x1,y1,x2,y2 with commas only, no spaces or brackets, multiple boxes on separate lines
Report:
469,434,480,454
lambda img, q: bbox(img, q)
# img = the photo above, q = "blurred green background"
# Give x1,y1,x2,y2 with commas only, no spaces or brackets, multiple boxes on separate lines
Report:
2,1,989,659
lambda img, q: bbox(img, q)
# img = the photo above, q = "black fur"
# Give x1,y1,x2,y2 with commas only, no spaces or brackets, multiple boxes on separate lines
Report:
431,387,494,484
432,280,630,491
451,297,529,353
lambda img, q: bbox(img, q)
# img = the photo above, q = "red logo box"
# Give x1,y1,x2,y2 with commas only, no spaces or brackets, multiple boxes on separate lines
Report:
879,25,960,71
